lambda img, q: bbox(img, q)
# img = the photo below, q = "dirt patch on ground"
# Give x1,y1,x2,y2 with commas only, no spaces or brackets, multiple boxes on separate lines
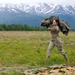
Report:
23,65,75,75
0,65,75,75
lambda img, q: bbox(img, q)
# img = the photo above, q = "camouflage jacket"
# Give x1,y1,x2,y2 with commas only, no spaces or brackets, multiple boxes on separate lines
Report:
48,25,60,42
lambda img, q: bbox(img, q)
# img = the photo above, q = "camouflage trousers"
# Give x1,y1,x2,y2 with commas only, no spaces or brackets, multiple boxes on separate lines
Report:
46,38,69,61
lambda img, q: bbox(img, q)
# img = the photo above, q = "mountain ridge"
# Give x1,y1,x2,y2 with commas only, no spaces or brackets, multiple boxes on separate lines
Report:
0,3,75,29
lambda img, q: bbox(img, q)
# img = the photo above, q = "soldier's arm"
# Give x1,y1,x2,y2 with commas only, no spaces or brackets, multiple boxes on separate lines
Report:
48,24,53,30
48,27,52,30
48,26,59,32
48,26,56,31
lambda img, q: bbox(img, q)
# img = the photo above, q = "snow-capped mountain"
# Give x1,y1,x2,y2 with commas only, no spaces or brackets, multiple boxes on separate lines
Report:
0,3,75,15
0,3,75,28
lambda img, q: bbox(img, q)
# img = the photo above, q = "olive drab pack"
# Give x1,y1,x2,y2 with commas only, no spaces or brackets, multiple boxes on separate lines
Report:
41,16,71,35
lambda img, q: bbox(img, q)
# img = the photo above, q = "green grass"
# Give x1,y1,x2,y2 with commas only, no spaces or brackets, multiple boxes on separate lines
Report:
0,31,75,67
0,72,22,75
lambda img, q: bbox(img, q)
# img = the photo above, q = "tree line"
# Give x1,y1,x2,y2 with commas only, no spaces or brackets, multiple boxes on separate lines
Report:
0,24,47,31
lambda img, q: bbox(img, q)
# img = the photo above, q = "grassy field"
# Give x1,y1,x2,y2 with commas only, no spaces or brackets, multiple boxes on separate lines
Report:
0,31,75,67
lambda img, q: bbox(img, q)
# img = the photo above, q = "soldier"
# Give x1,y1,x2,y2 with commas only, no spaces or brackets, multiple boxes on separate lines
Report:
46,19,69,62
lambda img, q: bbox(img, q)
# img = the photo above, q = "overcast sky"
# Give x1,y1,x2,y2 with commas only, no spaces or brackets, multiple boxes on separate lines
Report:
0,0,75,6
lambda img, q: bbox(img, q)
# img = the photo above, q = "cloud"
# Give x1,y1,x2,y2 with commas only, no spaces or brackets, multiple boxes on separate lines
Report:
0,0,75,6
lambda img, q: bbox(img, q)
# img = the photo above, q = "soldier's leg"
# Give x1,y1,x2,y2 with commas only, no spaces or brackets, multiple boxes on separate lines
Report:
46,41,54,59
56,42,69,62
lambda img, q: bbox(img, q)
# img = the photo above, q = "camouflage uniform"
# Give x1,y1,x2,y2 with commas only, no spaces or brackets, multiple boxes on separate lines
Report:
46,25,69,61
